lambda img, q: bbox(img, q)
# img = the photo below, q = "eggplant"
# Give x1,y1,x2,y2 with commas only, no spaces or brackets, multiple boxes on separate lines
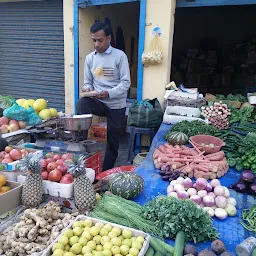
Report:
249,183,256,195
230,180,249,193
165,165,171,172
159,170,166,176
162,175,171,181
241,170,255,183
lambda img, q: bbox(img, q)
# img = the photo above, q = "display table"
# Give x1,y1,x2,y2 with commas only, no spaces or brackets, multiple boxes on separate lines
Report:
134,123,256,253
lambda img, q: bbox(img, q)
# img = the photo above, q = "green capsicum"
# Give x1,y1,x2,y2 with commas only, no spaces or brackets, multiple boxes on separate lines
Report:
227,158,236,168
251,164,256,174
235,163,243,171
242,161,250,169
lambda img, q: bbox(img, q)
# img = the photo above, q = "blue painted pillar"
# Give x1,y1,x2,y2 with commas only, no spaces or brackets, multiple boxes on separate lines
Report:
74,0,79,114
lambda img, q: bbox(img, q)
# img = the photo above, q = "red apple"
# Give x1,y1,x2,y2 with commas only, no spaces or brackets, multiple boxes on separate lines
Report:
45,152,54,159
2,158,13,163
60,173,73,184
62,153,72,161
57,164,67,175
40,159,48,168
53,154,62,161
47,162,58,172
4,153,11,159
41,171,48,180
56,159,64,165
0,151,7,158
48,169,62,182
46,158,54,164
9,149,22,161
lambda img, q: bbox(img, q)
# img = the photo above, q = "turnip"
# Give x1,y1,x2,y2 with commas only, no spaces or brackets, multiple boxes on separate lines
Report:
226,197,237,207
223,186,230,198
214,185,225,196
170,180,177,186
197,190,207,198
224,204,237,216
167,192,178,198
177,191,189,199
174,184,185,192
214,208,228,220
203,207,215,217
190,195,201,204
210,179,221,188
167,185,174,194
187,188,197,196
183,177,193,189
176,177,185,185
203,195,215,207
215,196,227,208
205,183,213,192
208,192,216,198
195,178,208,190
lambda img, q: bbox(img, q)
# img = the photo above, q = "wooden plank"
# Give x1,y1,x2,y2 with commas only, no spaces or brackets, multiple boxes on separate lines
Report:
78,0,138,7
177,0,256,8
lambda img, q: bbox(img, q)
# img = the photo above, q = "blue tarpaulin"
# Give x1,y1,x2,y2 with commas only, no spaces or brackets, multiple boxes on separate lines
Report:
134,123,256,254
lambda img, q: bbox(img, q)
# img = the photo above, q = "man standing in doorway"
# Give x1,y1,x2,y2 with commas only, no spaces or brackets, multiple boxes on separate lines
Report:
77,21,131,171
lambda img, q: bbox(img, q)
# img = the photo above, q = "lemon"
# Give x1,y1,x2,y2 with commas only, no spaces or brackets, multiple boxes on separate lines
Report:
16,98,26,106
33,98,47,112
39,109,52,120
23,99,35,109
49,108,58,117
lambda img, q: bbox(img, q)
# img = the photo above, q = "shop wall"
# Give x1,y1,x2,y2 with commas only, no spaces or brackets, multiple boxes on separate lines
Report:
79,3,140,96
142,0,176,105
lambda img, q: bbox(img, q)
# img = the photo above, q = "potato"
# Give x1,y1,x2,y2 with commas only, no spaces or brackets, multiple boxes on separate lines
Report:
198,249,217,256
184,244,197,256
211,239,226,255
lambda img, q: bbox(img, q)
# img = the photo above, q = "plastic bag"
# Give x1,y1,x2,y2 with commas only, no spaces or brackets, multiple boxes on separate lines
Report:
27,107,42,126
3,102,29,121
142,33,163,66
0,95,15,109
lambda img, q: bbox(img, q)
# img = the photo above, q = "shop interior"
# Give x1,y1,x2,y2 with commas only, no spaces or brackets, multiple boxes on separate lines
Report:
170,5,256,96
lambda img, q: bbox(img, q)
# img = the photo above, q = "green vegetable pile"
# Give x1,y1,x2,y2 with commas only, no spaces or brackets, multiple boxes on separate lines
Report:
166,120,217,138
142,196,218,243
241,205,256,235
216,93,247,102
229,105,256,125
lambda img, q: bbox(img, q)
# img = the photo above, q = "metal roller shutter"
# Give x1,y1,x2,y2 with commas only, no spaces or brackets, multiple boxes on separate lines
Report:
0,0,65,111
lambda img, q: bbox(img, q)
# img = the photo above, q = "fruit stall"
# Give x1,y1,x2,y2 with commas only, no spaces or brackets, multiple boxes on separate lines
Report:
0,88,256,256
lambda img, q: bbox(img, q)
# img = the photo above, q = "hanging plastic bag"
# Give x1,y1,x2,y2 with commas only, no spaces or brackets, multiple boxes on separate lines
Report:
26,107,42,126
3,103,29,121
0,95,15,109
142,33,163,66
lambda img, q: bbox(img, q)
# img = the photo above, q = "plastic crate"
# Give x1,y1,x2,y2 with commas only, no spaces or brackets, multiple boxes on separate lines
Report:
85,151,102,175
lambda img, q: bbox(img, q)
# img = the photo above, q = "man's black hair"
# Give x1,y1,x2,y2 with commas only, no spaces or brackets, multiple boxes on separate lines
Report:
90,22,111,36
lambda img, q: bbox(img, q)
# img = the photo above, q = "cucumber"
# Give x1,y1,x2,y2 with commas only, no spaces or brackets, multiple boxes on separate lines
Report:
173,231,185,256
154,251,165,256
149,236,174,254
145,247,154,256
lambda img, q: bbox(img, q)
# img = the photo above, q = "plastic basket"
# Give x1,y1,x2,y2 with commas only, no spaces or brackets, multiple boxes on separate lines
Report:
85,151,102,176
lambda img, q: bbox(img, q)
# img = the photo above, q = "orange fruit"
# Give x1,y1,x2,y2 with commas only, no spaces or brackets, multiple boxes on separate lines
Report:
0,175,6,186
1,186,10,193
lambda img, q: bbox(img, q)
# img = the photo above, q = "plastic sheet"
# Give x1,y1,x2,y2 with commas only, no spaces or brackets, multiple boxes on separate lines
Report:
134,123,256,254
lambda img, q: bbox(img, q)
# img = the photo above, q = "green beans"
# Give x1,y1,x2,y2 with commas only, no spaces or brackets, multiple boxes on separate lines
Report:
240,206,256,234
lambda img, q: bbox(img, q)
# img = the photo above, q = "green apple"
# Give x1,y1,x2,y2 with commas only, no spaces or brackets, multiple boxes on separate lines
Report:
122,239,132,248
84,253,93,256
82,245,92,254
103,223,112,232
112,227,121,236
95,222,104,229
72,221,83,228
120,245,130,255
70,243,82,254
64,244,70,251
99,228,109,237
83,219,93,227
115,254,122,256
96,244,103,251
52,242,64,252
130,237,136,243
136,236,144,244
94,252,104,256
126,254,133,256
93,235,102,245
69,236,79,246
122,229,133,239
101,236,110,245
63,252,75,256
73,226,83,236
108,231,117,239
111,246,121,255
78,236,88,246
53,248,64,256
90,226,100,236
92,250,97,256
131,241,142,250
63,229,74,239
103,241,113,250
102,249,112,256
82,230,92,240
87,240,97,250
129,247,139,256
84,226,91,232
111,237,122,246
119,235,124,241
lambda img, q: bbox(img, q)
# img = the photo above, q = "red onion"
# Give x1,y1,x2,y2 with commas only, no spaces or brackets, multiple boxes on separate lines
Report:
177,191,189,199
215,196,227,208
187,188,197,196
183,177,193,189
203,195,215,207
195,178,208,190
214,185,225,196
197,190,207,198
190,195,201,204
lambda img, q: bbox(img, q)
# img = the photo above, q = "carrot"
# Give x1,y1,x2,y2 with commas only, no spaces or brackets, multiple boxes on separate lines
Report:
188,171,194,178
158,145,169,154
171,162,186,170
195,165,209,173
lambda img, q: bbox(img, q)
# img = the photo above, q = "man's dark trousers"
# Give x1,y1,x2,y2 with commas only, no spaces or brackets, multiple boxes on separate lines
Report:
77,97,125,171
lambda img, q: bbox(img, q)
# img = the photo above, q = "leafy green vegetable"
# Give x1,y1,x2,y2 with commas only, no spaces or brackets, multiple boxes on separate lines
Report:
216,93,247,102
229,105,255,125
142,196,218,243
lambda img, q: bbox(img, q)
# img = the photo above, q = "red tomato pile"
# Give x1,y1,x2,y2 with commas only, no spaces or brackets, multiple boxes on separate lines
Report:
41,152,73,184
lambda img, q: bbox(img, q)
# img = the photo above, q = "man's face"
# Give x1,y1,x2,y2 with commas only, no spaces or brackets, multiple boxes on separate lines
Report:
91,29,111,53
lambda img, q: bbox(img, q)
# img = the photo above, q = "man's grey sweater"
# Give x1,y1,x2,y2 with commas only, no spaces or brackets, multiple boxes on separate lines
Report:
83,46,131,109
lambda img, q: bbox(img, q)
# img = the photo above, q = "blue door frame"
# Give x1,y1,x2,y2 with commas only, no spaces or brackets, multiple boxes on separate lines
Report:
73,0,145,112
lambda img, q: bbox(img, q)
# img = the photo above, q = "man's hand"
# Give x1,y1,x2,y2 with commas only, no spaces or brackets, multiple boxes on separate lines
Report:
82,87,91,92
96,91,109,99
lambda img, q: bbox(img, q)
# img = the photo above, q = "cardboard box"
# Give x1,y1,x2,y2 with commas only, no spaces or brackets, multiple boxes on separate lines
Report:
0,181,22,215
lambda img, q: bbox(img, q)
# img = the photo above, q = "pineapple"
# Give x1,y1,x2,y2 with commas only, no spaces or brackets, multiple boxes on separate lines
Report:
18,152,44,208
67,155,96,212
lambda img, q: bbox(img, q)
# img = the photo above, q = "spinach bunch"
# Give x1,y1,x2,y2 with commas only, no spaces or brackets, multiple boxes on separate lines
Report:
142,196,218,243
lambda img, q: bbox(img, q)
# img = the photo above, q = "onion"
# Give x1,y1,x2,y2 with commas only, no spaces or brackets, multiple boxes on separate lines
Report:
203,195,215,207
183,177,193,189
205,183,213,192
215,196,227,208
187,188,197,196
168,192,178,198
214,185,225,196
207,192,216,198
210,179,221,188
170,180,177,186
195,178,208,190
177,191,189,199
176,177,185,185
215,208,228,220
203,207,215,217
174,184,185,192
226,197,237,206
190,195,201,204
167,185,174,194
197,190,207,198
223,186,230,198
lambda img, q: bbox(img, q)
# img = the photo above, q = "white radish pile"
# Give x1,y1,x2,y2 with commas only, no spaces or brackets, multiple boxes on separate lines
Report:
201,101,231,129
167,177,237,220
